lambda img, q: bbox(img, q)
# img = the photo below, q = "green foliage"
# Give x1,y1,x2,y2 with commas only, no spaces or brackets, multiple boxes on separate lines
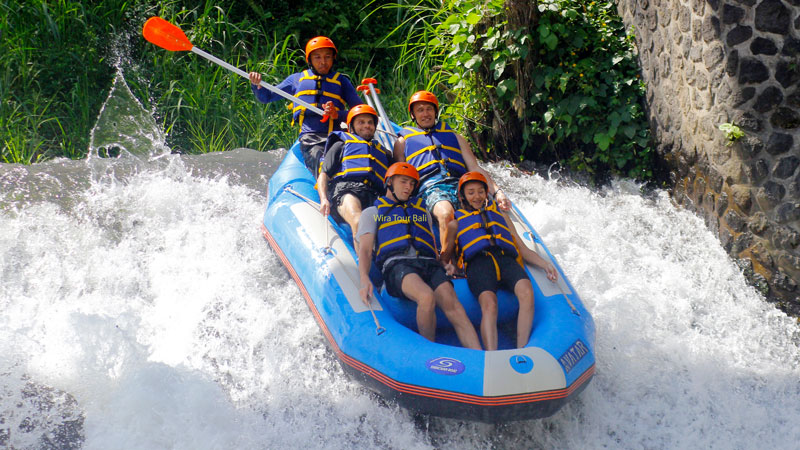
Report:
384,0,655,181
2,0,406,163
718,122,744,146
1,0,127,163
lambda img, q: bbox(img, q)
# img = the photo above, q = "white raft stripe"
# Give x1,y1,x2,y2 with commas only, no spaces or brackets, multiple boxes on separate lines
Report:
290,201,380,313
509,214,572,298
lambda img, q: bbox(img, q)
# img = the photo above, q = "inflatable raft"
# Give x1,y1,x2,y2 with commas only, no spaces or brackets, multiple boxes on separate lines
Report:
261,142,596,423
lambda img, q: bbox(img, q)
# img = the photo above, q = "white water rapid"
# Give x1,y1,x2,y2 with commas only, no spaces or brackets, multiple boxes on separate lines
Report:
1,74,798,449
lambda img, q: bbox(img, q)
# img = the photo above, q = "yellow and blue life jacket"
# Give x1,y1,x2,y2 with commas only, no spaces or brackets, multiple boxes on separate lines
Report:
399,122,466,181
454,199,519,263
374,196,437,269
329,131,391,188
292,70,346,134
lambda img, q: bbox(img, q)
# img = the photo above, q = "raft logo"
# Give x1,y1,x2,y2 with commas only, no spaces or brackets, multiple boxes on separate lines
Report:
558,340,589,373
426,357,465,375
509,354,534,374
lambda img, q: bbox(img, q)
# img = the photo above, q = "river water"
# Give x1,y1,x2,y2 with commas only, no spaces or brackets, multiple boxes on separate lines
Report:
1,74,799,449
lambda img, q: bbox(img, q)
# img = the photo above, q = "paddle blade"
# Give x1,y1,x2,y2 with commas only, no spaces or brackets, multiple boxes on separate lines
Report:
142,17,193,52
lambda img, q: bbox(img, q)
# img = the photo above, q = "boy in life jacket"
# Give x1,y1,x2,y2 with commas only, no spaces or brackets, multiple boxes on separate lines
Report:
248,36,363,175
356,163,481,349
317,104,392,240
392,91,511,252
440,172,558,350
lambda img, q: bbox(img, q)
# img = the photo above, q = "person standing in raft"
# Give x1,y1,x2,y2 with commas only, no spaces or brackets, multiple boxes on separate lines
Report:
248,36,363,175
317,104,392,239
392,90,510,251
356,163,482,349
441,172,558,350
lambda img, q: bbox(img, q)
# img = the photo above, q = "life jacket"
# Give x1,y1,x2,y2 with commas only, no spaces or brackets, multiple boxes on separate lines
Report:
328,131,391,188
454,199,519,264
292,70,347,134
399,122,466,181
373,196,437,269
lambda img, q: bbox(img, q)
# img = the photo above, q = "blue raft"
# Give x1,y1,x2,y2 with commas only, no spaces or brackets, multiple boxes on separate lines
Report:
261,142,596,423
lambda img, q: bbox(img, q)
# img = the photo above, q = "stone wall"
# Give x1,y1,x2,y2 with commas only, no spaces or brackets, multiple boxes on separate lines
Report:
616,0,800,312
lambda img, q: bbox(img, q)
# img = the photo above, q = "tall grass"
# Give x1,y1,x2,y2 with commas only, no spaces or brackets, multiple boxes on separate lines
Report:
2,0,412,163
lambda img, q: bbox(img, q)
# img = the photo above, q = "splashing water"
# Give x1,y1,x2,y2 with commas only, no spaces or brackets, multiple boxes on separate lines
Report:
1,73,799,449
89,72,169,160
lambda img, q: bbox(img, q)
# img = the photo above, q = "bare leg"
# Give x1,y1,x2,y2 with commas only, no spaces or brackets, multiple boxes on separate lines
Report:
337,193,363,246
431,200,455,252
514,279,535,348
434,282,482,350
400,273,437,342
477,291,499,351
337,193,363,235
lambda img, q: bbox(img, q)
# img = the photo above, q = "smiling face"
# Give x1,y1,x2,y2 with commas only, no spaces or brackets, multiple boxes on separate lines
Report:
389,174,417,202
351,114,376,141
461,181,487,210
308,48,335,75
410,102,437,129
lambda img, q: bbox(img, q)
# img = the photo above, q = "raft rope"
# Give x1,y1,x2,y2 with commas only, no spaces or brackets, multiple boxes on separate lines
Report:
286,184,388,334
508,207,580,316
285,185,331,254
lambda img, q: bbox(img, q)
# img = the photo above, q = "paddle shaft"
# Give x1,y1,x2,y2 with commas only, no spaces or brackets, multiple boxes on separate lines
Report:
190,47,326,117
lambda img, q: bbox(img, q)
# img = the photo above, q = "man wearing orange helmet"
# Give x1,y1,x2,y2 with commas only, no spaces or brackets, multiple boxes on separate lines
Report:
440,172,557,350
392,90,510,252
316,104,392,240
248,36,362,175
355,163,482,349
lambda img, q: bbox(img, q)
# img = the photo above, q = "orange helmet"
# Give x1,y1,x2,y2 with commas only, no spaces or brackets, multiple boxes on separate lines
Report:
305,36,337,62
458,171,488,196
408,90,439,116
385,162,419,187
346,104,379,130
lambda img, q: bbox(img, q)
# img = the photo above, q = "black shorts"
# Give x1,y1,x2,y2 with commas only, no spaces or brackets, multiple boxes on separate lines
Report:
299,134,326,175
383,258,451,300
329,181,379,211
465,248,528,297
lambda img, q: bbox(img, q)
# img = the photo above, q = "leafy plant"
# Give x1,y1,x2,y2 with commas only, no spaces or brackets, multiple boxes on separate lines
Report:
382,0,655,181
719,122,744,146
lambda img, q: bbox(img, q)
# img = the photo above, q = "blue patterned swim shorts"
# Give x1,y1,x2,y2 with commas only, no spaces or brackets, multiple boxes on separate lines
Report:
419,178,459,216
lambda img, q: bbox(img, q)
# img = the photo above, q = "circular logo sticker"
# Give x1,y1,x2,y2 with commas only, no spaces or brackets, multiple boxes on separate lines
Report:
509,354,534,374
426,357,465,375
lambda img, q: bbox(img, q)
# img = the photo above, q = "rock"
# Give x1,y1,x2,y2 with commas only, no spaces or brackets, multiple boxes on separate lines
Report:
725,49,739,77
751,159,770,183
702,16,721,42
770,107,800,129
732,184,753,212
753,86,784,112
738,57,770,84
749,211,769,235
722,4,745,24
726,25,753,46
773,270,798,292
751,37,778,55
732,86,756,107
725,209,746,232
755,0,791,35
782,37,800,57
788,90,800,108
776,202,800,223
775,60,800,88
774,155,800,178
756,181,786,208
771,225,800,249
765,132,793,155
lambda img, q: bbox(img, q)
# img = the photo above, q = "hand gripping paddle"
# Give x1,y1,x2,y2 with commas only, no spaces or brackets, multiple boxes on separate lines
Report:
142,17,333,121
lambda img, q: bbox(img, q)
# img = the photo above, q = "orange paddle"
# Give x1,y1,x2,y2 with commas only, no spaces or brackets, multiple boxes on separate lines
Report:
142,16,329,119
